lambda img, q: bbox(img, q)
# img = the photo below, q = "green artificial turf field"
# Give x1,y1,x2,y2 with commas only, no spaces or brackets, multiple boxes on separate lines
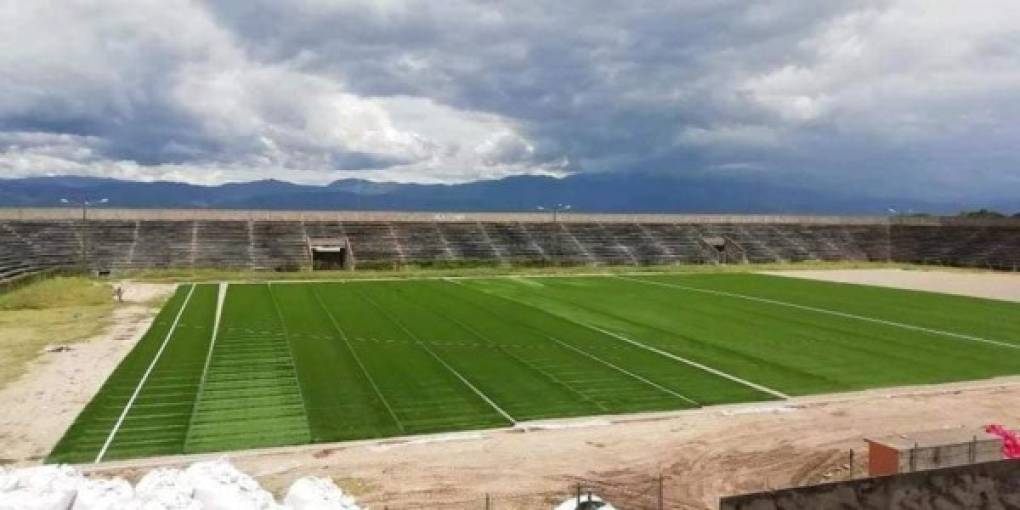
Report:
49,273,1020,463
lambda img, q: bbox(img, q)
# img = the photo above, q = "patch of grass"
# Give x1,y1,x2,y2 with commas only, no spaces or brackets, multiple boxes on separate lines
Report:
51,272,1020,463
0,307,113,388
0,277,112,310
47,286,196,463
463,274,1020,395
0,277,117,389
121,260,913,283
183,284,310,454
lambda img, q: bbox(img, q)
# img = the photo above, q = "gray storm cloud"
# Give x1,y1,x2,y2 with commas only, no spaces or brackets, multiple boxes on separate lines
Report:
1,0,1019,201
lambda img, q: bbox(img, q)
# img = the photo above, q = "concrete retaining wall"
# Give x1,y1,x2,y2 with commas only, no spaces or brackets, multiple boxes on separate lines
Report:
719,458,1020,510
2,207,1018,226
3,207,1018,226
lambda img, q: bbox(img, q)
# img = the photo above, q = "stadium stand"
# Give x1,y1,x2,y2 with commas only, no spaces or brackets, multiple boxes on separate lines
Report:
0,223,57,285
1,210,1018,274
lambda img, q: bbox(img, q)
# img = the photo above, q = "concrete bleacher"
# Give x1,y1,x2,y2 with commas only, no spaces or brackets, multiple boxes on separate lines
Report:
1,210,1019,274
0,223,67,285
480,222,547,264
892,224,1020,270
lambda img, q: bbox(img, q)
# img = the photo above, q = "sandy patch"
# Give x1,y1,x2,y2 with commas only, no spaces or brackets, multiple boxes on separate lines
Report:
78,377,1020,509
0,283,174,464
113,281,175,305
764,268,1020,302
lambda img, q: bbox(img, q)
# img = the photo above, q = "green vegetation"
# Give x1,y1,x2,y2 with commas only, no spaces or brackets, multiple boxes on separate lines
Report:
48,286,203,462
122,260,910,283
184,284,310,453
0,277,112,310
958,209,1008,218
49,273,1020,463
0,277,116,388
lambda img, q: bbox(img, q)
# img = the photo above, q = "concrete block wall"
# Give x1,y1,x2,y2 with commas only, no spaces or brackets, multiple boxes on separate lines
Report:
719,458,1020,510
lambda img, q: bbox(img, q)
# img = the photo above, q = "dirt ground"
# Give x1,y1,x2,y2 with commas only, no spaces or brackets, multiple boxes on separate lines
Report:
4,269,1020,508
0,281,174,464
79,378,1020,509
764,268,1020,302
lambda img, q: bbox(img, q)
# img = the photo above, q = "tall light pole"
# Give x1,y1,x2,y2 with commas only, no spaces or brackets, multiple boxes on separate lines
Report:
536,204,571,263
536,203,571,223
61,197,109,273
885,208,898,263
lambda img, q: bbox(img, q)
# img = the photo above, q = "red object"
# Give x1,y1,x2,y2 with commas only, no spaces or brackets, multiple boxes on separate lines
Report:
985,424,1020,459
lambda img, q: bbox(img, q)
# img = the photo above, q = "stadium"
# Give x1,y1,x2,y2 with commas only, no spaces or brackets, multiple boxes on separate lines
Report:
2,207,1020,507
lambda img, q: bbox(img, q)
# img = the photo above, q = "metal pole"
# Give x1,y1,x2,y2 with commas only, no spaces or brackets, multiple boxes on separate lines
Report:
83,203,90,273
886,213,893,263
554,210,561,263
657,472,664,510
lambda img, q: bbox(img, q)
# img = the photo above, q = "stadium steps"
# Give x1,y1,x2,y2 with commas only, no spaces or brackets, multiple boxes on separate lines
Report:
4,217,1020,273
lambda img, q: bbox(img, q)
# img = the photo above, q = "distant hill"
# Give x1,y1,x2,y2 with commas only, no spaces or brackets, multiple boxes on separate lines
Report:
0,173,988,214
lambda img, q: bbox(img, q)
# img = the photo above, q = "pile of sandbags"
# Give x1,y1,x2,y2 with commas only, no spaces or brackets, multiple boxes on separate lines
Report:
284,477,361,510
0,465,81,510
553,493,617,510
0,460,362,510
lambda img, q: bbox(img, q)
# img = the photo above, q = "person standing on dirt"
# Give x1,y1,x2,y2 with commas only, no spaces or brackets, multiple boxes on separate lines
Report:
114,285,124,303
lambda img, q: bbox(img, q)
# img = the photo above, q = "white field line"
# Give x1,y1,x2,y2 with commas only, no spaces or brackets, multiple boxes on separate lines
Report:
181,268,821,286
310,286,406,433
447,279,790,400
83,376,1020,470
356,290,518,425
266,283,313,441
418,301,611,413
369,431,488,452
581,323,790,399
95,284,197,463
547,336,700,406
183,282,227,450
494,343,610,413
616,275,1020,352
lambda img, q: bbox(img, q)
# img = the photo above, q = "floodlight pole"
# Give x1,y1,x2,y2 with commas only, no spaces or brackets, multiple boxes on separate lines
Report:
537,204,571,262
61,197,109,273
885,208,897,263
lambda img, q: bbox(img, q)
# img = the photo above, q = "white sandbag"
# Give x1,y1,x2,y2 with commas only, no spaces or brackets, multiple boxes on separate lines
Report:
552,493,616,510
118,468,201,510
184,459,281,510
0,465,82,510
131,467,200,510
71,477,133,510
283,477,361,510
0,466,16,493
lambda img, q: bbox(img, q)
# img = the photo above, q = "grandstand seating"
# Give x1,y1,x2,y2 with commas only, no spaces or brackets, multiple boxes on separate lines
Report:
0,224,56,285
1,215,1018,275
892,225,1020,270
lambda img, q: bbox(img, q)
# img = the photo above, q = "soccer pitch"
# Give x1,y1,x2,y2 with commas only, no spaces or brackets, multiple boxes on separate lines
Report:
49,273,1020,463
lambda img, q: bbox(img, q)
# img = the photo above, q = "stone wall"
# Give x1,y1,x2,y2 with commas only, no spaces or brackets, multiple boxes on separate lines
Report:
0,207,895,225
719,458,1020,510
4,207,1019,226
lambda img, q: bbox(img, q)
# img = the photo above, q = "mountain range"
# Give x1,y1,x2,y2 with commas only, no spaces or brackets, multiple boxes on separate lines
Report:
0,173,1009,215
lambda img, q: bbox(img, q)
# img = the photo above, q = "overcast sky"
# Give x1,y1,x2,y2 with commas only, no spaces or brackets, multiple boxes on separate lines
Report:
2,0,1019,202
